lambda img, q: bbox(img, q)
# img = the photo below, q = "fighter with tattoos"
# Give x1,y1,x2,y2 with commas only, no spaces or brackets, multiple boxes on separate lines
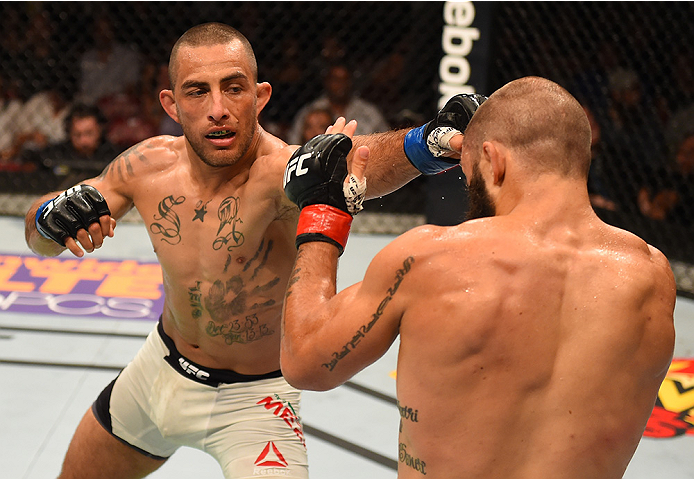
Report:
23,22,482,479
280,77,675,479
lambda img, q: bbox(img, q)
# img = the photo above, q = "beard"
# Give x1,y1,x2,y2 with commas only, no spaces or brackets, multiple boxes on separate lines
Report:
465,162,495,221
179,109,257,168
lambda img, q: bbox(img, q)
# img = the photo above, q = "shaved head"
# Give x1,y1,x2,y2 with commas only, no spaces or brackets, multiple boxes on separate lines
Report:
464,77,592,178
168,22,257,89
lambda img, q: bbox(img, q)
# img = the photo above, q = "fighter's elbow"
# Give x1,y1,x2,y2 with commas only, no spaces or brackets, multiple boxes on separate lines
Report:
280,352,338,392
283,372,329,392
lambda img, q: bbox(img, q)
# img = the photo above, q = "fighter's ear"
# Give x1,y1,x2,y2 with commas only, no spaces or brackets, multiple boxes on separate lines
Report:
256,82,272,116
482,141,506,186
159,90,180,124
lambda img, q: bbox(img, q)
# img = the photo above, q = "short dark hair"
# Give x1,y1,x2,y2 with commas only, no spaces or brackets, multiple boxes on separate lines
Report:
64,103,107,134
168,22,257,89
465,76,592,178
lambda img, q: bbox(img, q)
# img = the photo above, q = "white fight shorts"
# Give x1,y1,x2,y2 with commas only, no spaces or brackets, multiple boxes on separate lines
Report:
92,319,308,478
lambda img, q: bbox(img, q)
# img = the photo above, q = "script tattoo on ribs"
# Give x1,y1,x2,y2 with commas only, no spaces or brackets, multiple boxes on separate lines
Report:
150,195,186,245
323,256,415,372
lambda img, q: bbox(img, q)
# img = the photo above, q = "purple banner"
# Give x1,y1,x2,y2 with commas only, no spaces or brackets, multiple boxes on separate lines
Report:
0,253,164,320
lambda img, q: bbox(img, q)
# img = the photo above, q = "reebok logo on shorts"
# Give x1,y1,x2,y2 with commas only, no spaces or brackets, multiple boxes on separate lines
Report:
254,441,288,467
253,442,291,476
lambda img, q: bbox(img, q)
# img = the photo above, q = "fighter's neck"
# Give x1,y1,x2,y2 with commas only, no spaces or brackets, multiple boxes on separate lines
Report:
184,126,274,189
495,176,593,220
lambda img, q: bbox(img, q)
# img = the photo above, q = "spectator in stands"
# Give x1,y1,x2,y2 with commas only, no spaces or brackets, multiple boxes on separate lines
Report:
664,50,694,121
638,131,694,223
287,63,389,144
0,11,77,168
2,89,71,167
19,11,66,98
33,104,120,187
78,14,142,106
584,106,617,211
106,57,187,149
600,68,666,212
103,91,158,149
146,62,183,137
262,35,313,139
361,37,412,121
300,108,334,143
0,74,26,163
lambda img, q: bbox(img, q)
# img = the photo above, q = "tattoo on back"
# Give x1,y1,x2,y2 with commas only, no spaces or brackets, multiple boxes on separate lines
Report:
399,443,427,475
150,195,186,245
398,400,419,433
323,256,415,372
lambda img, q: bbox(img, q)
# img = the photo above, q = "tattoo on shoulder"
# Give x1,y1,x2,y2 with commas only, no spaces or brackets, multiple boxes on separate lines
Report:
98,141,152,181
150,195,186,245
323,256,415,372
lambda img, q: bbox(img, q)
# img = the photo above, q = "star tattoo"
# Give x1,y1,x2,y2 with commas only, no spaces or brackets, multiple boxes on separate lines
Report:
193,200,210,222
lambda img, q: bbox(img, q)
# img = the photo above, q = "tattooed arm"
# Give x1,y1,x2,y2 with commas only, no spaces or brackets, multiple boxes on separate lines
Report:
280,229,420,391
25,136,173,257
351,129,422,199
346,124,464,200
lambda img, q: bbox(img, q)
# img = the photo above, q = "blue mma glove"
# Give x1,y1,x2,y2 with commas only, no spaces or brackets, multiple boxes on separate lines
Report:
404,93,487,175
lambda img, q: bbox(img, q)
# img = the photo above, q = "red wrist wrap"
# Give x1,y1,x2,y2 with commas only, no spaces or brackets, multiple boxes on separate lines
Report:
296,204,353,255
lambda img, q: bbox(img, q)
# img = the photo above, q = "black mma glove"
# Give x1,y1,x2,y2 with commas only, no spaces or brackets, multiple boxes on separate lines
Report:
404,93,487,175
283,133,354,255
35,184,111,246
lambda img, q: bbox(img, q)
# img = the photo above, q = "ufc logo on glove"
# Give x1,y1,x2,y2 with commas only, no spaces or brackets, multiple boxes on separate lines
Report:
283,152,311,187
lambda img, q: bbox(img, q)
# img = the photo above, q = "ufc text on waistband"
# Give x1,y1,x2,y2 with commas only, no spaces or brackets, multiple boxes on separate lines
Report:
157,320,282,387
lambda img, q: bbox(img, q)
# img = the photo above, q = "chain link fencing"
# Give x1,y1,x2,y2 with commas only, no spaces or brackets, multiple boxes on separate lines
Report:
0,2,692,292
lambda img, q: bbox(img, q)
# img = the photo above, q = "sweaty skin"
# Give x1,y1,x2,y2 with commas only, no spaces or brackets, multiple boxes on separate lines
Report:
281,77,676,479
24,26,431,479
24,41,419,375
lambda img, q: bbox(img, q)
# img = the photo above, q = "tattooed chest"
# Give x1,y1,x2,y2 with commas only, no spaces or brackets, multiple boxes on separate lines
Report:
147,194,250,251
147,193,285,346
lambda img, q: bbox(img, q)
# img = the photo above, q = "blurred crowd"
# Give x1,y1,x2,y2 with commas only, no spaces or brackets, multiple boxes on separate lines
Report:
0,3,691,260
0,4,417,194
